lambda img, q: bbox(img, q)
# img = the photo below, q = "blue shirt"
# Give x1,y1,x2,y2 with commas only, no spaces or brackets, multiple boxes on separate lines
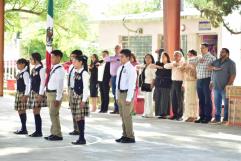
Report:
211,58,236,90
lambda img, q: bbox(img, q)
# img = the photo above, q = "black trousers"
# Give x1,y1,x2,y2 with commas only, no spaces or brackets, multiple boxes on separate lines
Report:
171,81,184,118
99,81,110,112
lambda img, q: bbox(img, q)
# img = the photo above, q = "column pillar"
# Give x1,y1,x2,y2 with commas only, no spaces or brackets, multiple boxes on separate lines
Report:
163,0,181,60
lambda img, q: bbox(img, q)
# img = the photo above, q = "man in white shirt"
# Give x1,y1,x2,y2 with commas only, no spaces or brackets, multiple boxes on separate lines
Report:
164,51,184,121
44,50,65,141
67,50,82,135
115,49,137,143
98,50,111,113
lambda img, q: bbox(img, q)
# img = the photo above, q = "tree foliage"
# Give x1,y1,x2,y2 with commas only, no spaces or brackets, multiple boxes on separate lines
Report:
4,0,94,61
187,0,241,34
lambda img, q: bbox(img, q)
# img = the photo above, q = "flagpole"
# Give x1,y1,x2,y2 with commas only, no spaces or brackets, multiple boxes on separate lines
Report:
46,0,53,75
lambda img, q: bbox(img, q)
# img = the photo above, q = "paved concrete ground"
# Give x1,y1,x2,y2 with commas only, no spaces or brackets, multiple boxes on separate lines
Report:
0,96,241,161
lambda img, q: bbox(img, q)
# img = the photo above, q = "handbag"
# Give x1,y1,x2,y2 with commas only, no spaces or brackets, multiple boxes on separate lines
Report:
141,83,152,92
139,66,153,92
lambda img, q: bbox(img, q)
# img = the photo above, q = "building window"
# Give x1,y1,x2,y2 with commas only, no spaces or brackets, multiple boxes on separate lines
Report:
121,36,152,62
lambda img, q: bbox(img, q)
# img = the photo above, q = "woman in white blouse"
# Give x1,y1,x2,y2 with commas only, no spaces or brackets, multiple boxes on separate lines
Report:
137,54,156,118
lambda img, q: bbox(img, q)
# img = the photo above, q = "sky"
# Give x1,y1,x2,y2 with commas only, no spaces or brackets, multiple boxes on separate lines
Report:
80,0,121,18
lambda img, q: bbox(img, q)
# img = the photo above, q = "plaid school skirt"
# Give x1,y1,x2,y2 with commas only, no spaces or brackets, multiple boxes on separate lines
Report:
14,92,28,111
72,92,89,120
28,90,47,109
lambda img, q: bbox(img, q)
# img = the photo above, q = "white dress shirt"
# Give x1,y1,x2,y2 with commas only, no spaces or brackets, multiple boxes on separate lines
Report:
18,66,31,96
97,62,106,82
68,64,75,88
164,61,184,81
47,64,65,101
115,61,137,102
33,64,46,95
75,68,90,102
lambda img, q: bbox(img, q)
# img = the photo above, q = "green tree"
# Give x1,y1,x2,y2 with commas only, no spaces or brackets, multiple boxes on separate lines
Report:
4,0,93,61
187,0,241,34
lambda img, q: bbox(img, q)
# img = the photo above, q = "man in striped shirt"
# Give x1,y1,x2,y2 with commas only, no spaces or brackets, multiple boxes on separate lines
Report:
189,43,216,124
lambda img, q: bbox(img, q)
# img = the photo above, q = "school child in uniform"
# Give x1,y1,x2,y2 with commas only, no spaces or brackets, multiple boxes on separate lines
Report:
71,55,90,145
14,58,31,135
28,52,47,137
44,50,65,141
115,49,137,143
68,50,83,135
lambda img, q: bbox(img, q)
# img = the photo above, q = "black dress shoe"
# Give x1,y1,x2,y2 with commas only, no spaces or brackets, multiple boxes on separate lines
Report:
69,130,80,135
121,137,135,143
115,136,126,143
158,116,167,119
48,135,63,141
176,117,183,121
44,135,54,140
201,119,210,124
71,139,86,145
14,130,28,135
194,118,203,123
29,132,42,137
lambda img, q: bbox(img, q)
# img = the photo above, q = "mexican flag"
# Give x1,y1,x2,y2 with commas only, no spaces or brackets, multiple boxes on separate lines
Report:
46,0,53,75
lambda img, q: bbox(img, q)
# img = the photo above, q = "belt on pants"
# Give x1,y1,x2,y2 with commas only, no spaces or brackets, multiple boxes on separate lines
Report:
119,90,128,93
46,89,57,93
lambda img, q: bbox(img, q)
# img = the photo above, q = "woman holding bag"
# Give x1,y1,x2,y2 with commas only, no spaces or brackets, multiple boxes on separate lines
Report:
137,54,156,118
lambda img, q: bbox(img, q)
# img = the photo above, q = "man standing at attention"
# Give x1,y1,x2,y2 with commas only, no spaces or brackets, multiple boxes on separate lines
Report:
115,49,137,143
209,48,236,124
104,45,122,114
189,43,216,124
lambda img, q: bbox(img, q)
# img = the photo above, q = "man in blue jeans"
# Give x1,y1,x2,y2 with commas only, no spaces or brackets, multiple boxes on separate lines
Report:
104,45,122,114
189,43,216,123
209,48,236,124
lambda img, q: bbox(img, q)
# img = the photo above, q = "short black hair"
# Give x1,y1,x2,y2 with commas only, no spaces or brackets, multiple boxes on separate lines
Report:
222,48,229,54
120,49,131,58
102,50,109,55
51,50,63,58
71,50,83,56
188,49,197,56
201,42,209,48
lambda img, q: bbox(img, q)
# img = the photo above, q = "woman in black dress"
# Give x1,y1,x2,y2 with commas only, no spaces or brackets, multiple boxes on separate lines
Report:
152,51,172,118
89,54,99,112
